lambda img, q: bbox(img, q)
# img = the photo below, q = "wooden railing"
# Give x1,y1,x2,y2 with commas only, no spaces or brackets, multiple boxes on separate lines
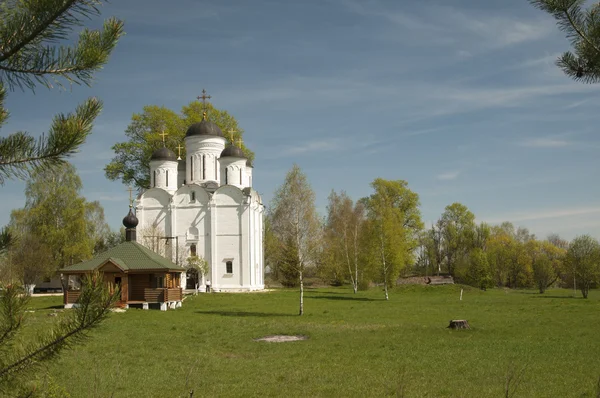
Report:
165,288,182,302
65,290,82,304
144,288,164,303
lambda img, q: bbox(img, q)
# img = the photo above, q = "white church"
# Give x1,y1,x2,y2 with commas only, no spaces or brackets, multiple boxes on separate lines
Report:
135,107,265,292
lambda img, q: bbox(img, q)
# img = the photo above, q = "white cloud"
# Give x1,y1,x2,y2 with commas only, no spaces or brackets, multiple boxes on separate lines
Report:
520,138,571,148
436,171,460,181
483,206,600,224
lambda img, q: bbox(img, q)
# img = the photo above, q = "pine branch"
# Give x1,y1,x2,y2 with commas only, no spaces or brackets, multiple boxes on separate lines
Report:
0,97,102,184
0,272,119,381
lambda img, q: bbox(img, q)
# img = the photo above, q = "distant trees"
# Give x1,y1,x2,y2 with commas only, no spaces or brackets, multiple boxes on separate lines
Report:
268,165,321,315
565,235,600,298
104,101,252,190
530,0,600,83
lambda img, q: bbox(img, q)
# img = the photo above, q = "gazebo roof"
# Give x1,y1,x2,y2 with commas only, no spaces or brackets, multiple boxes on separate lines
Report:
61,241,185,273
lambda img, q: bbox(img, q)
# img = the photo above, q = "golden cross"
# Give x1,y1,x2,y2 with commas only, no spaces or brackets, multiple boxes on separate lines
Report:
237,138,243,147
176,144,183,160
197,89,211,119
126,186,134,207
159,130,168,143
227,128,237,145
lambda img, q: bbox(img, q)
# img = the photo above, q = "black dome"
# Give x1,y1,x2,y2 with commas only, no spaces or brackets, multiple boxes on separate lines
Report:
246,159,253,167
185,120,224,137
220,144,246,159
150,146,177,161
122,208,139,229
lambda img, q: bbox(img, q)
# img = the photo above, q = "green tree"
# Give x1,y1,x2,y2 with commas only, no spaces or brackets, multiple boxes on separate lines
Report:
530,0,600,83
363,179,423,300
105,101,254,190
0,272,119,395
186,255,209,291
565,235,600,298
322,190,366,292
462,247,492,290
0,0,124,186
8,163,108,287
437,202,476,276
269,165,321,315
528,240,566,293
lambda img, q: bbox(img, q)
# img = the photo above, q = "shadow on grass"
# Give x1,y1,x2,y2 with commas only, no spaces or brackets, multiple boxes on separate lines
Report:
37,305,64,310
305,295,382,302
531,295,579,299
196,310,293,317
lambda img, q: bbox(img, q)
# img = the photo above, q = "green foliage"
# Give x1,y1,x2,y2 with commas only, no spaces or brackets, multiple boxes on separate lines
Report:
530,0,600,83
268,165,321,313
104,101,253,190
460,248,493,289
363,178,423,299
565,235,600,298
0,272,119,395
7,163,112,285
0,0,123,184
437,202,477,276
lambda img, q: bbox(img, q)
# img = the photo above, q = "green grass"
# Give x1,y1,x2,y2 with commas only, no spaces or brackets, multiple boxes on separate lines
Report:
22,286,600,397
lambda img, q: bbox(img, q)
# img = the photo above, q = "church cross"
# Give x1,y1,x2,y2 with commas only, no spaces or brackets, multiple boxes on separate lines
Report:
237,138,243,147
159,130,168,144
127,186,134,207
197,89,211,120
176,144,183,160
227,128,237,145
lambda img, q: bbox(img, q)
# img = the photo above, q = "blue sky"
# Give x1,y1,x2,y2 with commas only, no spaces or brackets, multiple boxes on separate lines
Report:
2,0,600,240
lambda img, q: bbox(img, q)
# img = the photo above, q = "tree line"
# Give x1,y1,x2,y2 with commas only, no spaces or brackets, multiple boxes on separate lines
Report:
266,165,600,307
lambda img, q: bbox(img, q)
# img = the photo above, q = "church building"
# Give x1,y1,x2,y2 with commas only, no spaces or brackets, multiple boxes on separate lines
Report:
136,97,265,292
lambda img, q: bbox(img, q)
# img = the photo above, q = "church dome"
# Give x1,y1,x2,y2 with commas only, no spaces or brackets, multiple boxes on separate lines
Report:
185,120,224,138
150,146,177,161
220,144,246,159
122,208,139,229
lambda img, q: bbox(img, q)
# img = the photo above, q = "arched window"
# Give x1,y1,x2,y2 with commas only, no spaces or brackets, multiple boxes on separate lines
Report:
202,155,206,180
240,169,242,185
190,191,195,202
226,261,233,274
190,156,194,180
225,168,228,185
166,170,169,186
153,170,156,187
190,244,197,257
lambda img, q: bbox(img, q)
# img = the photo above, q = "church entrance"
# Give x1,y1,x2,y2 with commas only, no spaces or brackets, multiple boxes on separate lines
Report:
186,268,198,290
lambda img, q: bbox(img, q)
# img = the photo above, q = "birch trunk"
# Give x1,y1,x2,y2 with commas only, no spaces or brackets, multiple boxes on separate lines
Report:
380,224,389,301
299,269,304,315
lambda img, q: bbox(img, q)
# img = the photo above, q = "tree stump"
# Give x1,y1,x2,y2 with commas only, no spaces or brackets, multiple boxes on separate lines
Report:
447,320,470,330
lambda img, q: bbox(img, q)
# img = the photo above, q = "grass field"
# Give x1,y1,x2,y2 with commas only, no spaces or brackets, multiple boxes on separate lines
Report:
23,285,600,397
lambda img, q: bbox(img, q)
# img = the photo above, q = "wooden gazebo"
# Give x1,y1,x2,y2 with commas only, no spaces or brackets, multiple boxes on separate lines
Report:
60,208,185,310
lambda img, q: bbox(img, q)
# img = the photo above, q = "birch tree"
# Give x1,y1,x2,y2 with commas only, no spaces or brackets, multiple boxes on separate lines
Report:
269,165,320,315
323,190,365,293
363,179,423,300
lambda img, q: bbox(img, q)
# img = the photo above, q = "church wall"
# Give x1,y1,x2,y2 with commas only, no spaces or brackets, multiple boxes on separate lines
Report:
185,135,225,184
150,159,178,193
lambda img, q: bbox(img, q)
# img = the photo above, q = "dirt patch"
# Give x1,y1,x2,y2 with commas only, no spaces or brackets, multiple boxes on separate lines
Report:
254,335,308,343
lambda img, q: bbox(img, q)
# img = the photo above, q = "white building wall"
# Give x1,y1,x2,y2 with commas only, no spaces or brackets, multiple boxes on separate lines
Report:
220,158,246,188
185,136,226,184
150,160,178,193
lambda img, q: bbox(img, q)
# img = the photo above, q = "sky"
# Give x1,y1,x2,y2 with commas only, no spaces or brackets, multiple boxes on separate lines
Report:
2,0,600,241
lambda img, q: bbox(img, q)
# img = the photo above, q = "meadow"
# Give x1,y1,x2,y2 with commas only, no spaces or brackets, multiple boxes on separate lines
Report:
24,285,600,397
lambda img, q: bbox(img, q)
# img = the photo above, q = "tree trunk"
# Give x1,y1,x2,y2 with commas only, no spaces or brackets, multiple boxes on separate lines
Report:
448,320,470,329
299,269,304,315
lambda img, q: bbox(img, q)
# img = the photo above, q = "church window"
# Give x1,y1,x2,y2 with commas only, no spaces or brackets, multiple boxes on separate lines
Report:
190,244,197,257
190,156,194,180
215,158,217,179
190,191,196,202
226,261,233,274
153,170,156,187
240,169,242,185
225,169,228,185
166,170,169,186
202,155,206,180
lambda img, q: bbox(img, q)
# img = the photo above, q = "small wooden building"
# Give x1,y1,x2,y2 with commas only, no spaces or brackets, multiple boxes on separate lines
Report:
60,208,185,311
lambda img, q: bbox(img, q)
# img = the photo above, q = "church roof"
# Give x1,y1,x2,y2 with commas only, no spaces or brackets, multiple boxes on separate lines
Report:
185,120,224,138
220,144,246,159
60,241,185,273
150,146,177,161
